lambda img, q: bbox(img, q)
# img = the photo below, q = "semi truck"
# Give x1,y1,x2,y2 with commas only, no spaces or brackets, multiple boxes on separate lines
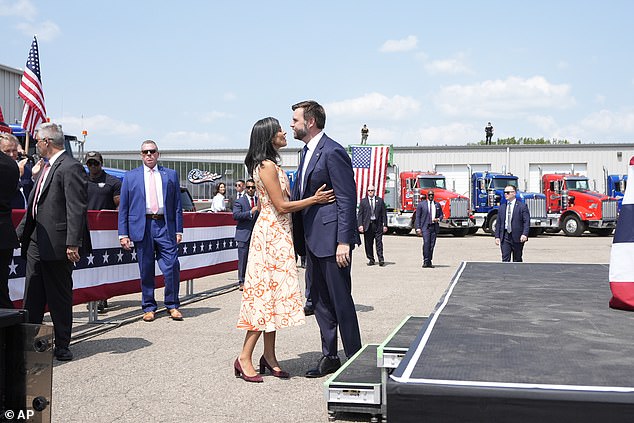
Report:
604,170,627,213
542,173,618,236
469,171,547,236
383,166,472,236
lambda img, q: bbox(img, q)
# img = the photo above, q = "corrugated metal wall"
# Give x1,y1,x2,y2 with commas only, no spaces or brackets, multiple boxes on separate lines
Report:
102,143,632,198
0,64,24,124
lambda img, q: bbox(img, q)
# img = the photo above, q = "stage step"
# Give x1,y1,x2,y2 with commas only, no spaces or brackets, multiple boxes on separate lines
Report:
325,315,427,422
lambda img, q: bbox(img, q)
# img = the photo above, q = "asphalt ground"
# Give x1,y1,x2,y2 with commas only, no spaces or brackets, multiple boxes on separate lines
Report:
51,231,613,423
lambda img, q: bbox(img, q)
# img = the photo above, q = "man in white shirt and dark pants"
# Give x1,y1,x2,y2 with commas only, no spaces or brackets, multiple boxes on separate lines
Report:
495,185,530,262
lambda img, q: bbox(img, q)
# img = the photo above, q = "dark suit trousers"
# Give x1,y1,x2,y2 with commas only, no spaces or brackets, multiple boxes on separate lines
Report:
501,231,524,262
306,248,361,358
23,239,73,349
237,240,250,284
135,217,181,312
363,221,384,262
422,226,437,265
0,249,14,309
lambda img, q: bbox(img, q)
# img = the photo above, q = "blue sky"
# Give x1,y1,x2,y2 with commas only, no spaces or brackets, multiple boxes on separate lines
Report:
2,0,634,151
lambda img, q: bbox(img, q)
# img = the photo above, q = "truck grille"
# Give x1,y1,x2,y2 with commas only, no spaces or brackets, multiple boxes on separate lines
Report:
525,197,546,219
449,198,469,219
602,199,618,220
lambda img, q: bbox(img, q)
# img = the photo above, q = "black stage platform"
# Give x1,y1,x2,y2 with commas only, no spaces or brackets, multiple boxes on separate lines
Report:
388,262,634,423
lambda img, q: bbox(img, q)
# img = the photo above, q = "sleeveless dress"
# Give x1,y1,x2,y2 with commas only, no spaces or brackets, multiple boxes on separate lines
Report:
237,162,305,332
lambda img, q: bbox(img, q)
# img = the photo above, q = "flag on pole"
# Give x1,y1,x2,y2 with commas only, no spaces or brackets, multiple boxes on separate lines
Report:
18,36,47,135
351,145,390,204
609,156,634,310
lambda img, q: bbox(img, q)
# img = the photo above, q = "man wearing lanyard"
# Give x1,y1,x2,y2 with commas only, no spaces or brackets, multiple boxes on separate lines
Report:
495,185,530,262
357,185,388,266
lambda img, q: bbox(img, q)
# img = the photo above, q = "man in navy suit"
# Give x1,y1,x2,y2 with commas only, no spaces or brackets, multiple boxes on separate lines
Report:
495,185,530,262
118,140,184,322
232,178,258,291
291,100,362,378
357,185,388,266
415,190,444,268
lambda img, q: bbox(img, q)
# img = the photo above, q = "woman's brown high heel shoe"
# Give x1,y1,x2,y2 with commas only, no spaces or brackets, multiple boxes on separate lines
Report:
259,356,289,379
234,358,263,383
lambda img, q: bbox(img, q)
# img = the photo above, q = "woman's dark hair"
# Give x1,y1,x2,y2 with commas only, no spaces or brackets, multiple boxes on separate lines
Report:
214,182,226,195
244,117,282,175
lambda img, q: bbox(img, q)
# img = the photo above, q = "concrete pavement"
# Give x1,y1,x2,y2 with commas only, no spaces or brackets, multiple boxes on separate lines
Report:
52,231,612,423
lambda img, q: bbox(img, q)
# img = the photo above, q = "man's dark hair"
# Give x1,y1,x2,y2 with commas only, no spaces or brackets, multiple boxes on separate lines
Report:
292,100,326,130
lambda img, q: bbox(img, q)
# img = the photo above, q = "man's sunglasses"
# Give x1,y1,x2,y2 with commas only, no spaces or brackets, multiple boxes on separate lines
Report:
141,149,157,155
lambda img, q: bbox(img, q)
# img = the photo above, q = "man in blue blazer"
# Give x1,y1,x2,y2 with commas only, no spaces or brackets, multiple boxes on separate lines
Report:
415,190,444,268
495,185,530,262
232,178,258,291
291,100,362,378
118,140,184,322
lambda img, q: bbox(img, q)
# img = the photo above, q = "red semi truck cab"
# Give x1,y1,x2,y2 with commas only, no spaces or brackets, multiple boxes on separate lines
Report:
386,170,472,236
542,173,617,236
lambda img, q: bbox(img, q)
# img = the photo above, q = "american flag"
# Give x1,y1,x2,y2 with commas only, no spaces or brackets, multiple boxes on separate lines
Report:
609,155,634,310
18,36,47,135
351,145,390,204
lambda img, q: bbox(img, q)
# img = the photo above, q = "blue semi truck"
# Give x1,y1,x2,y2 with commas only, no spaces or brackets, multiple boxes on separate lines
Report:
605,173,627,213
469,171,548,236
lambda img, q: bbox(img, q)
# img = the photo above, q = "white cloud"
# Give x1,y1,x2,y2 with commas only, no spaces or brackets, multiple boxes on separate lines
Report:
424,53,472,75
417,122,478,145
223,92,237,101
0,0,37,19
379,35,418,53
160,131,230,149
57,114,142,138
579,109,634,133
201,111,233,123
327,93,421,120
16,20,60,41
435,76,575,118
526,114,557,132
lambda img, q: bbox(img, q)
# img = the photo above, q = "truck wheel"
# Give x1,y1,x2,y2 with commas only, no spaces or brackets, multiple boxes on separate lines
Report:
562,215,584,237
452,228,469,237
487,215,498,234
395,228,412,235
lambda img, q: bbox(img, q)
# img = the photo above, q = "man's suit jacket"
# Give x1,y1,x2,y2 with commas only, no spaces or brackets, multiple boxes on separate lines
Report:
495,200,530,243
292,134,360,258
118,165,183,242
232,194,258,243
17,151,90,260
415,200,444,232
357,196,387,232
0,153,19,250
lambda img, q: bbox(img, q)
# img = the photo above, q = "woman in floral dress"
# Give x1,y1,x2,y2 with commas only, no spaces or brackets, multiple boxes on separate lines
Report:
235,117,334,383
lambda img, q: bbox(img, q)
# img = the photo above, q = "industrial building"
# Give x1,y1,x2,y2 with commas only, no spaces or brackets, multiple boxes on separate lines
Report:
101,142,634,200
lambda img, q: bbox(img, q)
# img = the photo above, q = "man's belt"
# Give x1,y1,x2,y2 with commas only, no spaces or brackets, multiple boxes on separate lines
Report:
146,214,165,220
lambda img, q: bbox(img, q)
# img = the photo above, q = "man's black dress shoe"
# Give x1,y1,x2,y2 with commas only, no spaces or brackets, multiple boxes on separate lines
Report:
304,306,314,316
379,261,385,267
306,356,341,378
367,260,375,266
54,347,73,361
